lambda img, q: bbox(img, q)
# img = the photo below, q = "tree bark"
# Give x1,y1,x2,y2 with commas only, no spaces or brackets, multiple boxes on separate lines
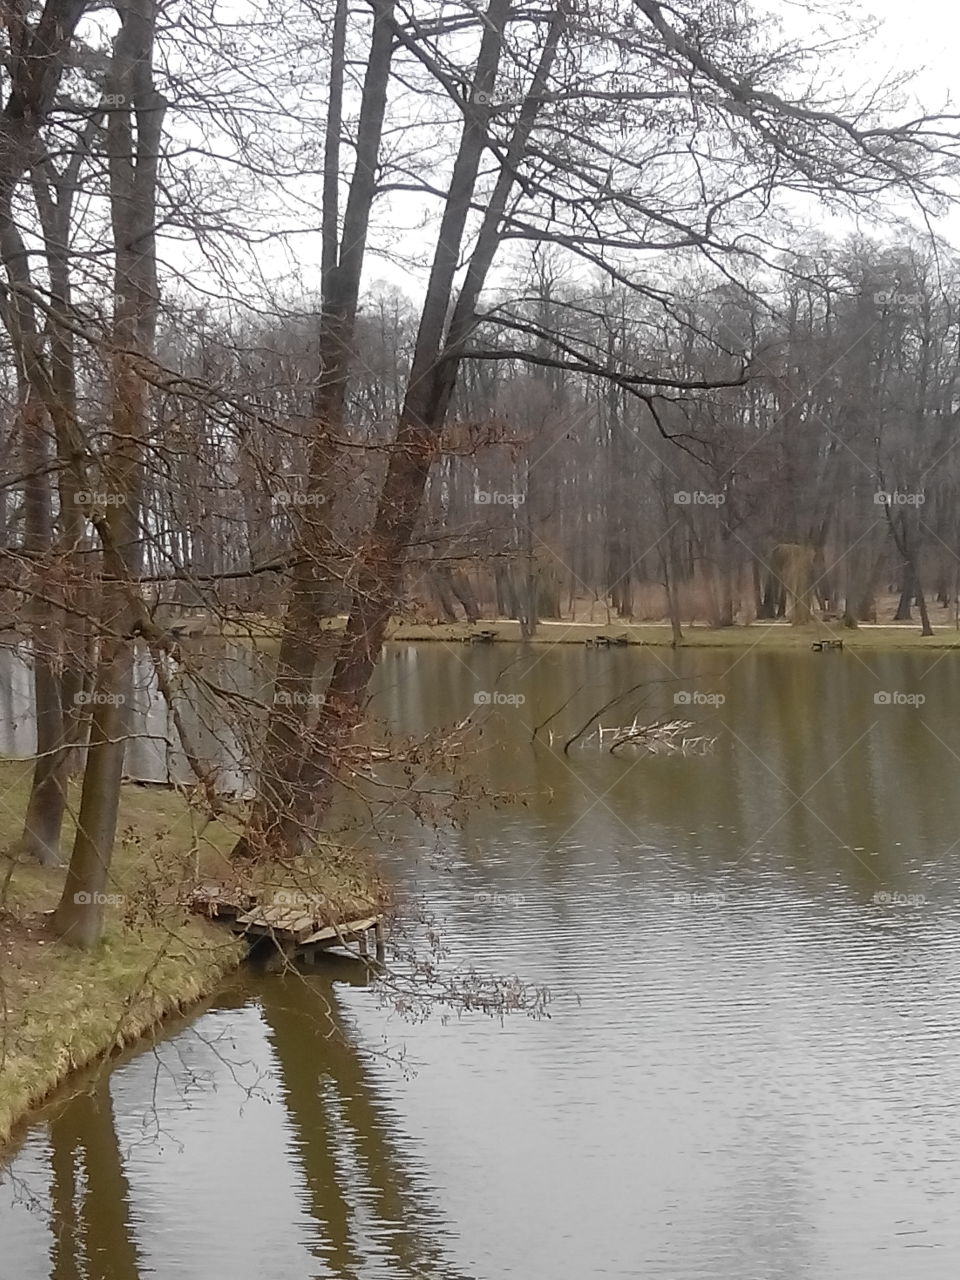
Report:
54,0,165,946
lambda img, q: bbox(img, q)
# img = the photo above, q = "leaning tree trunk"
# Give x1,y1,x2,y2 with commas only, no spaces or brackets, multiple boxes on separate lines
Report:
272,0,564,846
237,0,395,858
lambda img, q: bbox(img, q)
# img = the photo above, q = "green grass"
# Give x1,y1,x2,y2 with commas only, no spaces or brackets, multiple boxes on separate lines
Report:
0,758,386,1149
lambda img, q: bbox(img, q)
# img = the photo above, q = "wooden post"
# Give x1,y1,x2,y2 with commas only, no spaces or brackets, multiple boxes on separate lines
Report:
359,929,368,957
374,919,385,963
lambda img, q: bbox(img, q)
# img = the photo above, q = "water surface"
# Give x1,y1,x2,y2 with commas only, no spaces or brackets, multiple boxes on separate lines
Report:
3,643,960,1278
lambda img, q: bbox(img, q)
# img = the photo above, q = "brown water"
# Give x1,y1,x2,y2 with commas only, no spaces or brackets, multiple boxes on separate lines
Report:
3,642,960,1278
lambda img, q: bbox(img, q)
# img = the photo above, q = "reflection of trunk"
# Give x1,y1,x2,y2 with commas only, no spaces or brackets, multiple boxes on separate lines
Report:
258,983,456,1280
48,1078,140,1280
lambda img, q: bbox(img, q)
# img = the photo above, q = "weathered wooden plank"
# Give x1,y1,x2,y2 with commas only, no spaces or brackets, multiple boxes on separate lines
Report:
299,915,380,946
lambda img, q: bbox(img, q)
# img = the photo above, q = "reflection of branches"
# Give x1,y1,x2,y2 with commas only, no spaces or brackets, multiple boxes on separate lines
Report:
530,681,584,743
377,957,551,1022
562,678,676,754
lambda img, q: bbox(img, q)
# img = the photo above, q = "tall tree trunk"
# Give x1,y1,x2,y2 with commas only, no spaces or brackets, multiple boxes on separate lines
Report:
894,561,914,621
54,0,164,947
237,0,395,857
18,384,69,864
281,4,565,838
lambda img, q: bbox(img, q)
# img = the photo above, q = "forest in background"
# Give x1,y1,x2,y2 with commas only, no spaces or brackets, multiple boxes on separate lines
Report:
2,0,960,945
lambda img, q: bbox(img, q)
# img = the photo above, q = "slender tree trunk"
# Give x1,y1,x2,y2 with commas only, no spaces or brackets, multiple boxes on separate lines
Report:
275,0,565,843
237,0,395,857
54,0,164,946
18,385,69,864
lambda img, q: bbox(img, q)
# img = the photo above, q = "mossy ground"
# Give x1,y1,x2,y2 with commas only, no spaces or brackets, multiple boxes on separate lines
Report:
0,758,385,1149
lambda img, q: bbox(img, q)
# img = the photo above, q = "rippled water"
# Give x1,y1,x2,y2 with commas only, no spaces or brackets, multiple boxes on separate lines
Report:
3,643,960,1278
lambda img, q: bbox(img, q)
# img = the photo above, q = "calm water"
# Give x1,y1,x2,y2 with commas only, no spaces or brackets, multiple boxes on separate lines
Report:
3,642,960,1278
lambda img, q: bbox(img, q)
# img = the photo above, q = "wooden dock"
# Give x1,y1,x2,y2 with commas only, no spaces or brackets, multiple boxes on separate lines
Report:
190,884,385,970
231,904,385,970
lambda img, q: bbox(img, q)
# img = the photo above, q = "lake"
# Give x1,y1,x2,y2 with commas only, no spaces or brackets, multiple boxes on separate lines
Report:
2,641,960,1278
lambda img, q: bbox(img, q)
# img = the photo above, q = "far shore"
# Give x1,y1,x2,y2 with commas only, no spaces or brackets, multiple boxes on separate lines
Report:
383,618,960,649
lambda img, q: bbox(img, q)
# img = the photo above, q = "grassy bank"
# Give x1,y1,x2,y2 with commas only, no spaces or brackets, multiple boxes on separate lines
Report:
212,611,960,650
0,759,385,1149
384,618,960,649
